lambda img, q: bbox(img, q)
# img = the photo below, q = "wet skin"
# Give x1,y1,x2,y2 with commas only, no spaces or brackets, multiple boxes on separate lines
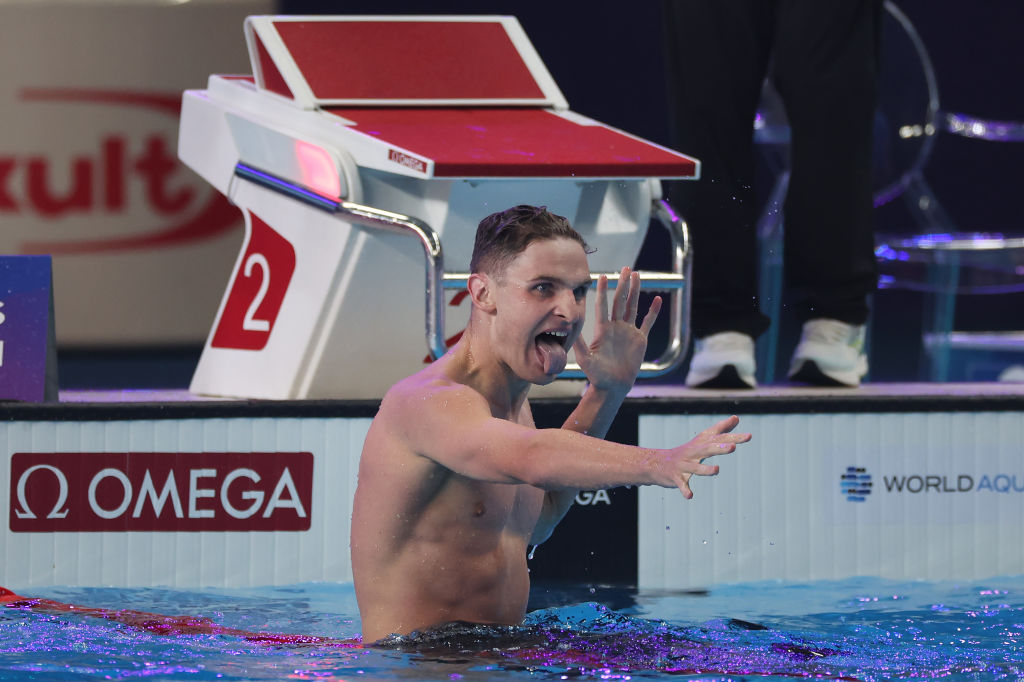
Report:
350,238,751,642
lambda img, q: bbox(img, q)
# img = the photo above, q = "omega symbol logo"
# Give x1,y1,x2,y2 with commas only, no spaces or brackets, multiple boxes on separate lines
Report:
14,464,70,519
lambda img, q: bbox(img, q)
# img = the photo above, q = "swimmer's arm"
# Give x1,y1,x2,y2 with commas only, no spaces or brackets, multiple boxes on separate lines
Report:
531,385,630,545
563,383,630,440
396,383,740,495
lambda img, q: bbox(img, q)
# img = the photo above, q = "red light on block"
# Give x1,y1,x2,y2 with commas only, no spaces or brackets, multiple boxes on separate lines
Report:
294,140,341,198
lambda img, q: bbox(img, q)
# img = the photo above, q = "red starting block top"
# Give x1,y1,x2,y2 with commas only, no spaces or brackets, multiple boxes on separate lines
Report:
330,107,698,178
245,15,566,108
243,15,699,180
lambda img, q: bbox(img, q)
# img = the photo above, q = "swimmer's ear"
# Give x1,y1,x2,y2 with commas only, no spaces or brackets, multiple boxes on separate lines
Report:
467,272,497,313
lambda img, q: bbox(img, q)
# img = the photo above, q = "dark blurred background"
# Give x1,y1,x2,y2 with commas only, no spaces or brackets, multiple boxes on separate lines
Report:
58,0,1024,389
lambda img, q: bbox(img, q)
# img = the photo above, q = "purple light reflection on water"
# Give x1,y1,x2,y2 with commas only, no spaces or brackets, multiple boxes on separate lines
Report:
2,580,1024,680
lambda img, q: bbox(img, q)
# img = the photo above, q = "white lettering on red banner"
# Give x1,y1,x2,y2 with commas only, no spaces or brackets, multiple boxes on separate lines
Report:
9,452,313,532
387,149,427,174
8,90,241,256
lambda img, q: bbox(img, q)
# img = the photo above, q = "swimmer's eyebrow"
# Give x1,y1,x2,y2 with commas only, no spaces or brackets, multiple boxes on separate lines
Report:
529,275,593,290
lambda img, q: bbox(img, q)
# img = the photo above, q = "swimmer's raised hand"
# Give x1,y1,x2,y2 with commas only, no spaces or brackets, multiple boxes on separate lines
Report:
654,415,750,499
573,266,662,393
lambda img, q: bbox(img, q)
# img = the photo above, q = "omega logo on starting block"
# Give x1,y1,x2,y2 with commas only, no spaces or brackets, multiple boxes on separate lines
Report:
211,213,296,350
387,149,427,174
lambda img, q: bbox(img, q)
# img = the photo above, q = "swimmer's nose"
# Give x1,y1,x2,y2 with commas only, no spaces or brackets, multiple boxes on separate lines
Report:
553,288,584,321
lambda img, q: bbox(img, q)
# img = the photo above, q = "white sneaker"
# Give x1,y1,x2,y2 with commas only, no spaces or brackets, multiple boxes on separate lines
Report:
788,319,868,387
685,332,757,388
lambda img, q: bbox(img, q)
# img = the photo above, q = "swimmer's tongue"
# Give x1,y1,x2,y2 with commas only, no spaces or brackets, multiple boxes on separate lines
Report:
536,334,567,375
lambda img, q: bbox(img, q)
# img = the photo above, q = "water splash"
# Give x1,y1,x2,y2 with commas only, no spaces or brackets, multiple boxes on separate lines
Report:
3,580,1024,680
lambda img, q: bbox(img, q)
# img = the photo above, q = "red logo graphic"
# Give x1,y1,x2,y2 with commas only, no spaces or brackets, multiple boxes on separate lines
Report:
9,451,313,532
211,212,296,351
387,149,427,174
7,88,241,254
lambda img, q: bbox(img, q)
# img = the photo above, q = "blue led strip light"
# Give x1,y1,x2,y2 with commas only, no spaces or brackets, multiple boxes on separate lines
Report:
234,163,341,213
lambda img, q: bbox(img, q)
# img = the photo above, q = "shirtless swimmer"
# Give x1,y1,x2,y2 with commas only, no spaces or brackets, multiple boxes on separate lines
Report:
350,205,751,642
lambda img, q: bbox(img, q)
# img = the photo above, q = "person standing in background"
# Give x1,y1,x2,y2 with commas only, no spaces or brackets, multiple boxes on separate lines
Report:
663,0,881,388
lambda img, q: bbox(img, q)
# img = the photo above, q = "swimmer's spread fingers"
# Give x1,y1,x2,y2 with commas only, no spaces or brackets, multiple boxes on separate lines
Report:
692,434,740,461
610,266,630,321
673,472,693,499
670,455,722,500
702,415,740,435
701,416,752,443
616,268,662,334
622,267,640,324
713,435,750,449
594,274,610,329
674,466,722,500
638,295,662,337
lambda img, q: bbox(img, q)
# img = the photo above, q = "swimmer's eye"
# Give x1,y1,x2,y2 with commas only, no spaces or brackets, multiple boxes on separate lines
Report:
531,282,588,301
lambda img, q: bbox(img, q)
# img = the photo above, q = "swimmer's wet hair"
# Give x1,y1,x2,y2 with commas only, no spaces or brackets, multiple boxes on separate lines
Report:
470,205,592,275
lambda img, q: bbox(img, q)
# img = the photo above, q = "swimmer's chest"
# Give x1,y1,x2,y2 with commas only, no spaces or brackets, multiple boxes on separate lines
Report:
434,474,543,536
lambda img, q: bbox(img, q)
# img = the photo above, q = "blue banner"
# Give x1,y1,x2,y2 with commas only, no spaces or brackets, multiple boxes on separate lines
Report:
0,256,57,402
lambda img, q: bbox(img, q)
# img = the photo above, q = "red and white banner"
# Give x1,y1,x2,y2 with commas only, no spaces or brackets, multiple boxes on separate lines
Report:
10,451,312,532
1,415,368,588
0,0,273,346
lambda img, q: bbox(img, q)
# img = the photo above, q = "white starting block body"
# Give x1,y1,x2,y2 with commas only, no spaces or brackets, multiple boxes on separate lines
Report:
179,16,699,400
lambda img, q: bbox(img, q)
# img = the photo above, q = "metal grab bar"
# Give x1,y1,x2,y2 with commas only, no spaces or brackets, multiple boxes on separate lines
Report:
234,164,691,380
234,163,449,360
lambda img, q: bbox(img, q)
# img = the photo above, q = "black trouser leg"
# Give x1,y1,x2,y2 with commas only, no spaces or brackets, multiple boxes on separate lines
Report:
663,0,880,335
772,0,881,325
662,0,775,339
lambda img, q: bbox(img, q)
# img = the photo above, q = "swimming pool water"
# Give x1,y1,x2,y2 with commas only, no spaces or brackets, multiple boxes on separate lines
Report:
2,577,1023,680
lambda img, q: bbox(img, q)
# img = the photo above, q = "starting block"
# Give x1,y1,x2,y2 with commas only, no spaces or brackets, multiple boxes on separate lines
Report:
179,15,699,399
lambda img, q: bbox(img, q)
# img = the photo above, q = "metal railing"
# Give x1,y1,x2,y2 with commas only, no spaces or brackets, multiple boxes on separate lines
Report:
235,163,691,380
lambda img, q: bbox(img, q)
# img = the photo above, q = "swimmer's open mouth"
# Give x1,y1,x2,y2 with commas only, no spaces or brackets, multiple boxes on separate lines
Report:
535,328,571,375
535,329,570,350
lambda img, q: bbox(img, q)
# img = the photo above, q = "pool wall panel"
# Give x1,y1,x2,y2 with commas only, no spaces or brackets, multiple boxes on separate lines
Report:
2,417,369,589
638,411,1024,587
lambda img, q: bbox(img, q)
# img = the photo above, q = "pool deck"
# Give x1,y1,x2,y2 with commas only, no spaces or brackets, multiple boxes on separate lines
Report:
1,379,1017,415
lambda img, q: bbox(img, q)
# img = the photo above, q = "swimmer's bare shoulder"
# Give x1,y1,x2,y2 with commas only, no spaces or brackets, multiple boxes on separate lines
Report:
354,360,513,532
365,362,495,464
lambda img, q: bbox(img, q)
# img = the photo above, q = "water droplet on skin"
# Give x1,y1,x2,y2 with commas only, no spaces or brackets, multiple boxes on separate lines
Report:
528,545,538,560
